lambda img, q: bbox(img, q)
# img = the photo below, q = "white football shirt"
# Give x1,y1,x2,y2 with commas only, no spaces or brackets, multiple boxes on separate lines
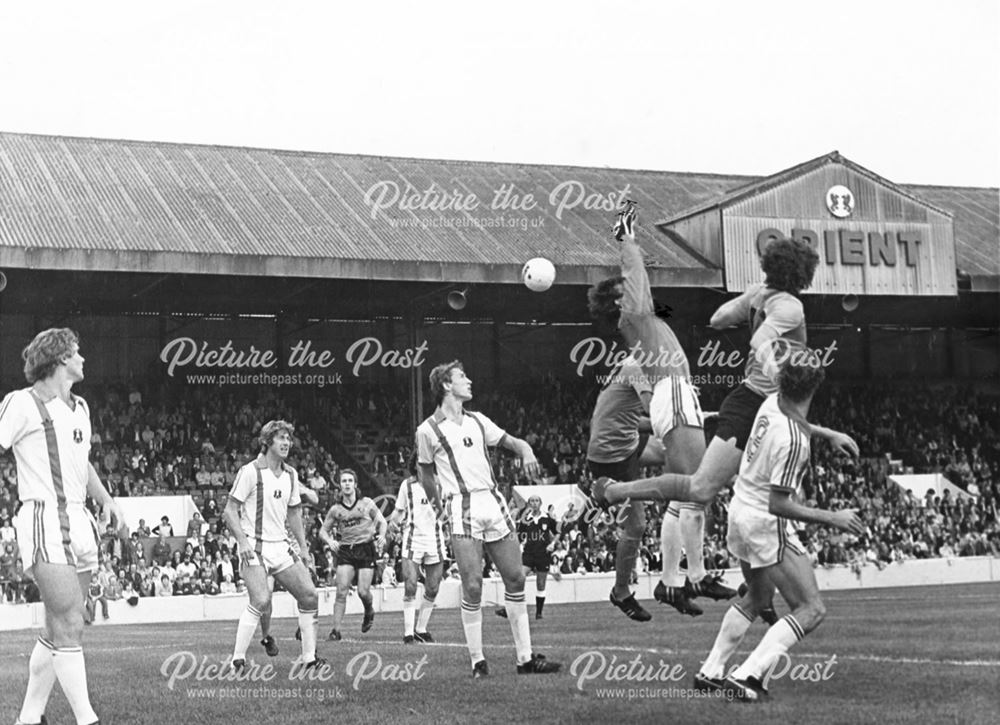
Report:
416,409,506,497
732,394,811,513
0,389,92,506
228,456,301,542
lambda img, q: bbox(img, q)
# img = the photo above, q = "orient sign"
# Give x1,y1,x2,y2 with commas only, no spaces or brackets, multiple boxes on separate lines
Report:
756,228,921,267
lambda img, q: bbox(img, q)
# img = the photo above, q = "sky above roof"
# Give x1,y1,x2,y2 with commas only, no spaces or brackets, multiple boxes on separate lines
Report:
1,0,997,188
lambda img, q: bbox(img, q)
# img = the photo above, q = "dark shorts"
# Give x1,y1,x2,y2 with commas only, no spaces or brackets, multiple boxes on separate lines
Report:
522,550,552,572
714,384,767,451
337,542,377,571
587,432,649,481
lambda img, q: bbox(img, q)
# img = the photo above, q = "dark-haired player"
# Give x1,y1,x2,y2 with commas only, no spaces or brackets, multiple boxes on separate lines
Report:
223,420,325,673
694,355,865,701
586,205,734,618
597,235,859,620
319,468,386,640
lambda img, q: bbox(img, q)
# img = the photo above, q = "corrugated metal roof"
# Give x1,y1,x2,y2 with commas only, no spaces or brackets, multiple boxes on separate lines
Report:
0,133,995,282
0,132,737,284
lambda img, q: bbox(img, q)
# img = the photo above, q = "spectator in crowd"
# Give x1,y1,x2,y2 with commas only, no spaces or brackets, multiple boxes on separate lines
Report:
152,533,173,567
153,516,174,537
85,572,108,623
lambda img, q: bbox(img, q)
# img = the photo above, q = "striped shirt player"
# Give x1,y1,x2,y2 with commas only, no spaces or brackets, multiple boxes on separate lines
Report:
4,329,122,725
694,358,864,703
419,361,560,676
727,394,810,569
416,409,514,542
229,456,302,576
393,475,445,565
0,388,101,573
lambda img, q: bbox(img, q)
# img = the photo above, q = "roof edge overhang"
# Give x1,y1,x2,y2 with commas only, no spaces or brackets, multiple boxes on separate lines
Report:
0,247,724,288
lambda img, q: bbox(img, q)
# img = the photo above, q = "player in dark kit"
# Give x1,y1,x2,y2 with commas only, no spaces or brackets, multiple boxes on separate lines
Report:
319,468,387,641
584,203,735,620
497,495,561,620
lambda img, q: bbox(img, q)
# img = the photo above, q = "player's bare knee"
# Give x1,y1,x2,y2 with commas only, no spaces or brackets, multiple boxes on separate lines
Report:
249,594,270,612
424,583,439,599
298,590,318,610
403,581,418,599
463,582,483,603
335,588,349,603
50,609,85,645
507,569,526,591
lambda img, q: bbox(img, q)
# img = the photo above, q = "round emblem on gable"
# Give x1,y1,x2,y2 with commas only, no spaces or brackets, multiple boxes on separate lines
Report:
826,185,855,218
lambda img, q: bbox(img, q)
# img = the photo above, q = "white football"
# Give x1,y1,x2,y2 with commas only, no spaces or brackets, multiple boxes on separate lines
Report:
522,257,556,292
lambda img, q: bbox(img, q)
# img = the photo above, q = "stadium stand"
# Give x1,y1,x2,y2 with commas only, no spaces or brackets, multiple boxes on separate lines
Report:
3,379,996,604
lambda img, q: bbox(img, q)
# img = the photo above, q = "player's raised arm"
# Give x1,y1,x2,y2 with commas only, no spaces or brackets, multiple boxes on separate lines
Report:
709,284,760,329
616,203,654,316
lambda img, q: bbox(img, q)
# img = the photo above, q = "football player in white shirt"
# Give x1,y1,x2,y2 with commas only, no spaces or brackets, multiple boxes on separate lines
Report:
222,420,326,673
388,457,446,643
1,328,125,725
416,360,561,677
694,355,864,702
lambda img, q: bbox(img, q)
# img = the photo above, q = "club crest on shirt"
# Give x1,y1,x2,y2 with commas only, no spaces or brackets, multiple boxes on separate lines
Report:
462,437,474,447
744,417,769,464
73,428,84,443
273,489,283,499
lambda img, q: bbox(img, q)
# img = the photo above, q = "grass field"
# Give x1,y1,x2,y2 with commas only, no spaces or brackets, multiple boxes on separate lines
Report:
1,582,997,725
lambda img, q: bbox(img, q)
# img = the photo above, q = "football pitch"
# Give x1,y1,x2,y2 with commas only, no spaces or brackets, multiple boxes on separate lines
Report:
1,582,997,725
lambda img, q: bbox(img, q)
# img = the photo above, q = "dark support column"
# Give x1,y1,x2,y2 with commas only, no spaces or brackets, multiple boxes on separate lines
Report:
275,313,287,373
492,317,504,386
861,325,871,379
408,310,425,433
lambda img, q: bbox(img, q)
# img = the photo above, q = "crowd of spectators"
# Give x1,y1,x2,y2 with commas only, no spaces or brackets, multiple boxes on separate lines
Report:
1,379,998,605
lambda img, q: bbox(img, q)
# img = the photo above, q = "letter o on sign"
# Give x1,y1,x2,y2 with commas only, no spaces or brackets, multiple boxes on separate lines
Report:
756,228,783,255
